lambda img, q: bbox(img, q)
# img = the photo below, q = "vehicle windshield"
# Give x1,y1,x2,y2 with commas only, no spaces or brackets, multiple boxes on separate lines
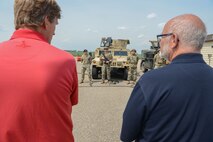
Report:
114,51,128,56
99,50,111,55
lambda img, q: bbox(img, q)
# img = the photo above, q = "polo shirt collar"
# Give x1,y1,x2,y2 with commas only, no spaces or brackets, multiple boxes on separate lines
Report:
10,29,48,43
171,53,205,64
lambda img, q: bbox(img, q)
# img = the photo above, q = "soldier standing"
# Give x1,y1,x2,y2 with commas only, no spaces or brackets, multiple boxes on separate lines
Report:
127,49,139,84
153,50,167,69
80,49,92,86
100,48,113,84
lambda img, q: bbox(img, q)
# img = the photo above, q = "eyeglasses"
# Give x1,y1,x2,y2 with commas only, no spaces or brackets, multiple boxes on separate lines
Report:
157,33,173,42
156,33,173,48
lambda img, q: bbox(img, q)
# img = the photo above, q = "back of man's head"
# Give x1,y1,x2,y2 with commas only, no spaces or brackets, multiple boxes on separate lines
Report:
165,14,207,49
14,0,61,30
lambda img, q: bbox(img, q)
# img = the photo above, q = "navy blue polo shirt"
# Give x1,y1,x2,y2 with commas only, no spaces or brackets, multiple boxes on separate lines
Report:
121,53,213,142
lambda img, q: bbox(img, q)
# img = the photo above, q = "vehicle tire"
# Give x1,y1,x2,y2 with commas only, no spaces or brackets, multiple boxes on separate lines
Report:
123,68,128,80
141,62,148,73
92,66,98,79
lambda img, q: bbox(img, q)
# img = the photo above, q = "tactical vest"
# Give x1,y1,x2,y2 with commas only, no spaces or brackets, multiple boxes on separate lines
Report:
81,54,91,65
128,55,138,68
100,53,113,64
154,53,166,66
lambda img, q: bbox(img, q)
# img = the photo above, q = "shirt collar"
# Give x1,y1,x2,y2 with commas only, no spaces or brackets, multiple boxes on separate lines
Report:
171,53,205,64
10,29,48,43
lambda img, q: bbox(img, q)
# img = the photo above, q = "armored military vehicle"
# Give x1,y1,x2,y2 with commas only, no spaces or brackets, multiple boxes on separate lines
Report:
91,37,130,80
140,40,159,73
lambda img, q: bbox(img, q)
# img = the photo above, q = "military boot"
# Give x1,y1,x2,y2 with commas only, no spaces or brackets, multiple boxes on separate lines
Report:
101,80,105,84
132,81,136,85
131,81,136,87
89,81,93,86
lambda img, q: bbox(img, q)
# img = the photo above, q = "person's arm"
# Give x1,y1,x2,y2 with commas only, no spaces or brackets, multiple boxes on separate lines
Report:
153,54,157,62
109,53,113,63
89,55,92,64
127,56,130,62
120,83,147,142
136,56,139,65
70,60,78,106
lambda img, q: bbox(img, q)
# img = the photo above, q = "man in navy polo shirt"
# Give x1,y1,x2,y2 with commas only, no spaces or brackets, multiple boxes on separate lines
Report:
121,14,213,142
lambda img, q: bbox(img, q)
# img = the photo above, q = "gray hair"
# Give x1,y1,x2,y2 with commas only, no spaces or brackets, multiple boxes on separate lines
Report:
167,14,207,49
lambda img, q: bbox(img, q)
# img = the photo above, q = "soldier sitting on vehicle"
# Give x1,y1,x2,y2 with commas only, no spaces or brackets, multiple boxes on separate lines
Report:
127,49,139,85
153,50,167,69
101,37,112,47
100,48,113,84
80,49,92,86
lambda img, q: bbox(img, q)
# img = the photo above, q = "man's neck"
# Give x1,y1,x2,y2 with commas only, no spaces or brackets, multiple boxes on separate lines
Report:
170,46,201,61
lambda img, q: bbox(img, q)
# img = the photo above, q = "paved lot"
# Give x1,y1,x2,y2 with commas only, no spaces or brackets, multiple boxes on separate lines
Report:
72,61,142,142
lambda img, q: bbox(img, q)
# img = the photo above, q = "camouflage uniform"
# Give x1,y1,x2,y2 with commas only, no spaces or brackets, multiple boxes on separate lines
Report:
154,52,167,69
127,51,139,84
80,53,92,85
100,52,113,83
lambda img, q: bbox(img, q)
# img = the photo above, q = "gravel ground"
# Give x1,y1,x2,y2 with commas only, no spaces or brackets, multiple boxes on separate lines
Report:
72,61,142,142
72,86,132,142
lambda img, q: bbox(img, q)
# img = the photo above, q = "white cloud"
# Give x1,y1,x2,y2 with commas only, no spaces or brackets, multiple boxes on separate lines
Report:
117,26,127,30
86,28,99,33
147,13,157,19
158,22,165,28
137,34,144,38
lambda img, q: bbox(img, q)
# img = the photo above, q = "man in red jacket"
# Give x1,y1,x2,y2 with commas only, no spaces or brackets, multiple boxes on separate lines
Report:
0,0,78,142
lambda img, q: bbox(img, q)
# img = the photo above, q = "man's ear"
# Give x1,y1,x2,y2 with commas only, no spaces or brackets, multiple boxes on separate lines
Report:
42,16,49,30
170,33,179,49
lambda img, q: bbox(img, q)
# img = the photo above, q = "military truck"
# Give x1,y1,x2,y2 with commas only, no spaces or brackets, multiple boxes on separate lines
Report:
140,40,159,73
91,37,130,80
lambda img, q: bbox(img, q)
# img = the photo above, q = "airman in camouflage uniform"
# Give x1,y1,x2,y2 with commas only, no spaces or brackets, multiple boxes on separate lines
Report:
100,48,113,84
153,51,167,69
127,49,139,84
80,49,92,86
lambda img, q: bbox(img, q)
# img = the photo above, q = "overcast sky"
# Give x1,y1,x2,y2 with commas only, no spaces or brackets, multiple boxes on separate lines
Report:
0,0,213,52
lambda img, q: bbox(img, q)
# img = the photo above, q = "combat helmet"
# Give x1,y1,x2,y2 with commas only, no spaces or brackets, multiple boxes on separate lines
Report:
83,49,88,52
131,49,136,53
